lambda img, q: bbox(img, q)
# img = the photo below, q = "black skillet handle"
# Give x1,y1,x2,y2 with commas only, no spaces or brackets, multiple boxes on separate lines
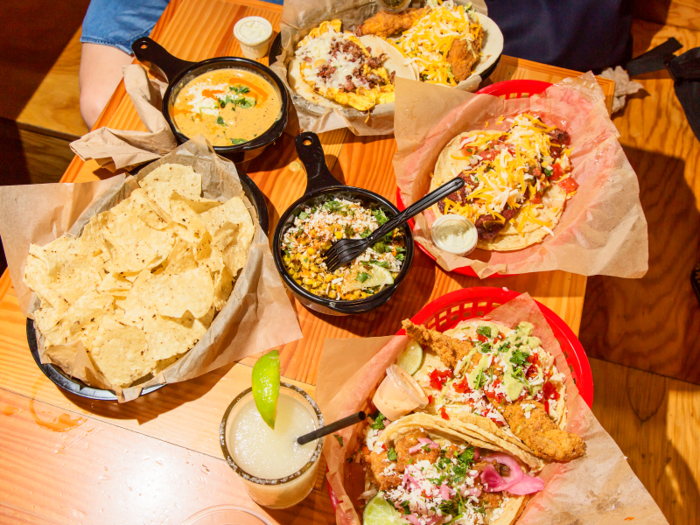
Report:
295,132,342,195
131,37,195,81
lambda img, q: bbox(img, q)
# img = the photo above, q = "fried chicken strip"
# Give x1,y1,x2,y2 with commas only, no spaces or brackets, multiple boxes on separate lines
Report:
402,319,473,368
446,26,484,81
356,8,426,38
403,320,586,462
366,429,437,490
498,401,586,462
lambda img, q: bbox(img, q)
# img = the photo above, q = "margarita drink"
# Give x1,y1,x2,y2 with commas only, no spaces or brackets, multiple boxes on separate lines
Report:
221,384,324,508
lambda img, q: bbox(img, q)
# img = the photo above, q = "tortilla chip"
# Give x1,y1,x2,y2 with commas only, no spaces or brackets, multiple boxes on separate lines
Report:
142,310,210,361
138,164,202,216
199,196,254,276
90,317,156,388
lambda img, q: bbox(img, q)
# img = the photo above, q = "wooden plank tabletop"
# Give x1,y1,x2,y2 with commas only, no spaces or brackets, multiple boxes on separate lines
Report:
0,1,618,523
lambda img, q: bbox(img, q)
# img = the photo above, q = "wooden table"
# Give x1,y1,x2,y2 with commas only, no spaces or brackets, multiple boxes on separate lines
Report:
0,0,615,523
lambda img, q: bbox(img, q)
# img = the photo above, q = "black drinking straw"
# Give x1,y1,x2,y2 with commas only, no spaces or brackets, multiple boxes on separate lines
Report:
296,411,366,445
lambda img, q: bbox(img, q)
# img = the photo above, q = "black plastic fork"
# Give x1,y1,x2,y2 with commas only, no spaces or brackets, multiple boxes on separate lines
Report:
323,177,466,272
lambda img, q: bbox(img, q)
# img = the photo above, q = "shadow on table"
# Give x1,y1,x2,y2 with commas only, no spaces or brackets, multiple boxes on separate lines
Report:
590,359,700,523
61,362,235,424
580,146,700,384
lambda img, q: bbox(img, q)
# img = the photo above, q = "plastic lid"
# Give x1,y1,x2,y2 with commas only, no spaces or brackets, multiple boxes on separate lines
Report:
180,505,273,525
234,17,273,46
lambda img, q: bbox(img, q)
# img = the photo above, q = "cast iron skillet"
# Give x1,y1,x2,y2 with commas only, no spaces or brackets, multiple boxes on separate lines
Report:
26,319,164,401
273,132,414,316
131,37,289,165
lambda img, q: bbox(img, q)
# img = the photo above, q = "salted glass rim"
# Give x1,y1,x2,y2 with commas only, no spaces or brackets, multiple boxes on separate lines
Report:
220,382,324,486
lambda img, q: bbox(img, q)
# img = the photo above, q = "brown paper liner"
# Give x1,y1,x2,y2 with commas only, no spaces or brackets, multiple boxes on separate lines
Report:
317,293,667,524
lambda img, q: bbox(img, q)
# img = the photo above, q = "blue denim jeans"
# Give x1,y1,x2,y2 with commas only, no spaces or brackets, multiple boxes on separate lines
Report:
81,0,284,54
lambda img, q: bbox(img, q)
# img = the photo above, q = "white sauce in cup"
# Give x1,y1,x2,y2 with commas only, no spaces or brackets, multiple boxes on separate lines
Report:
430,214,478,256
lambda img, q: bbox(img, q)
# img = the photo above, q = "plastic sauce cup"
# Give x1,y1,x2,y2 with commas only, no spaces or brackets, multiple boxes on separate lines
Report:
234,16,273,59
372,364,429,421
431,214,478,256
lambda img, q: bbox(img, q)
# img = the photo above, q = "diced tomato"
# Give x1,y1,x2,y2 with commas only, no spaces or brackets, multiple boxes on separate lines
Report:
526,353,540,366
477,334,488,343
453,376,472,394
480,149,498,161
543,381,560,401
533,167,542,177
428,369,452,391
440,406,450,420
558,177,579,194
550,163,564,181
526,365,539,380
462,147,475,155
530,193,542,204
494,420,505,427
427,395,434,404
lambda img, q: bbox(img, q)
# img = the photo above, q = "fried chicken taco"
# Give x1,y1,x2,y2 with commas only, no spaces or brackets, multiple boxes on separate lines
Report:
350,412,544,524
402,319,586,463
428,113,579,251
287,19,417,111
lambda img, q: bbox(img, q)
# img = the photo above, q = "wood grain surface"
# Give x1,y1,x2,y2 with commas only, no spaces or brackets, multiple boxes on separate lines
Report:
634,0,700,31
580,19,700,384
4,0,691,523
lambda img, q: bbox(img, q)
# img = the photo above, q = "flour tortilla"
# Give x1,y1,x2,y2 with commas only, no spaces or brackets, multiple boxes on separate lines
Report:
287,34,417,110
429,132,567,251
378,413,530,525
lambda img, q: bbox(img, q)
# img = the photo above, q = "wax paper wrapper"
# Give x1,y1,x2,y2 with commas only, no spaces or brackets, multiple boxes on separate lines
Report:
0,136,302,402
270,0,487,136
393,73,649,278
316,293,667,525
70,64,177,171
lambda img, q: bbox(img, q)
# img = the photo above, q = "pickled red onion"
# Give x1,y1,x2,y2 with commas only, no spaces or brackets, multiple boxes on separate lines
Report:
408,438,439,454
480,453,544,495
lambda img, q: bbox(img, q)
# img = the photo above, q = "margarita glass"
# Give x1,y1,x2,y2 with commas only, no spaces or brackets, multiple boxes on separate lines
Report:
220,383,324,509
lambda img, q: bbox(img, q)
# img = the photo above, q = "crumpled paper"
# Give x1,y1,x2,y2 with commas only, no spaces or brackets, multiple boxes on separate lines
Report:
0,137,303,402
270,0,486,136
70,64,177,171
317,293,668,525
599,66,644,113
393,72,649,278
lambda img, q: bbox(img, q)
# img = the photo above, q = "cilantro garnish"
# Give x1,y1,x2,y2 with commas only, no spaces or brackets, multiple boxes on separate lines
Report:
372,208,389,225
229,138,246,145
344,224,354,238
333,434,343,447
356,272,370,283
298,211,309,220
370,413,386,430
229,84,250,94
370,260,390,268
510,349,530,367
474,369,487,390
324,200,343,213
476,326,492,338
216,116,226,126
401,501,411,515
360,228,372,239
387,447,397,461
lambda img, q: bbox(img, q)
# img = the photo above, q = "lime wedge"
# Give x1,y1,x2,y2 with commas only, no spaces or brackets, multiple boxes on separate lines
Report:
344,267,395,293
252,350,280,430
363,494,404,525
397,340,423,375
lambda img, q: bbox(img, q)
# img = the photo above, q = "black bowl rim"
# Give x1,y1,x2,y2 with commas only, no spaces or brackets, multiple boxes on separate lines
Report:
273,186,414,314
26,318,165,401
162,56,289,154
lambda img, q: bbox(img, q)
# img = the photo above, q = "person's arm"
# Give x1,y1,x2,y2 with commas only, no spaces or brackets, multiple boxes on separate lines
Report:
79,43,133,129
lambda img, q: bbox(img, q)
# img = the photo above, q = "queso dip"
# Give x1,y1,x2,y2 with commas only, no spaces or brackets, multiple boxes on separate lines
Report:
171,68,282,147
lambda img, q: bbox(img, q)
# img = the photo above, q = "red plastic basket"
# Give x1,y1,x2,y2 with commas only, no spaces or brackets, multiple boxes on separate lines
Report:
326,286,593,512
396,79,554,277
